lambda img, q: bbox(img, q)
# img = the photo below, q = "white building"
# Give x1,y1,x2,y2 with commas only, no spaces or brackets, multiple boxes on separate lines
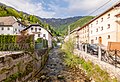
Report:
0,16,26,35
76,2,120,48
22,24,53,48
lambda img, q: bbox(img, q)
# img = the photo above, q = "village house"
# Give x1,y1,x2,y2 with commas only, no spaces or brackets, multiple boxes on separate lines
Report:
21,24,53,48
76,2,120,48
0,16,26,35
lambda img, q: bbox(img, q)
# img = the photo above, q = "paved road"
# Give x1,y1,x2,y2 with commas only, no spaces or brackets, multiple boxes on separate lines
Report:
37,48,90,82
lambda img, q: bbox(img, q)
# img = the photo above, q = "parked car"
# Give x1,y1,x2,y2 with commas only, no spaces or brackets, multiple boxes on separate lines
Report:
87,44,106,55
82,43,90,52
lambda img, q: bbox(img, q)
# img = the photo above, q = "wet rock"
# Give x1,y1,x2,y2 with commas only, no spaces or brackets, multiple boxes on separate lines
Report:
40,75,46,80
57,75,64,79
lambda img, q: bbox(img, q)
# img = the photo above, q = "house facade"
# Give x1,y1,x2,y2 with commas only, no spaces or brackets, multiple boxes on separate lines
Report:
0,16,26,35
22,24,53,48
76,2,120,47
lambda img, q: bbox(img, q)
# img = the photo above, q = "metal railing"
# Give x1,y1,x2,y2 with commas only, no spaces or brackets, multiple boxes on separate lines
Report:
77,43,120,68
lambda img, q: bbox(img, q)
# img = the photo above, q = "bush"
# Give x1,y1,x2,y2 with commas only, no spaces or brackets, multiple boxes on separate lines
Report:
62,39,118,82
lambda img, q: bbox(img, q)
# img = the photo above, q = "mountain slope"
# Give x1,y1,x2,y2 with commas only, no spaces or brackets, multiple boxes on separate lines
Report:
0,3,60,36
56,16,94,35
69,16,95,31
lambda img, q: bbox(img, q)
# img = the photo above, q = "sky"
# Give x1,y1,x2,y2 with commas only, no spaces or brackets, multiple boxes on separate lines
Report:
0,0,119,18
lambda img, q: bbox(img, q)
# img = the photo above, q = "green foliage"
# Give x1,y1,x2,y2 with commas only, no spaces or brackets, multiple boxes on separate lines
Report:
57,16,94,35
35,38,42,43
43,39,48,48
69,16,94,31
0,5,56,36
62,39,118,82
6,8,20,18
4,72,22,82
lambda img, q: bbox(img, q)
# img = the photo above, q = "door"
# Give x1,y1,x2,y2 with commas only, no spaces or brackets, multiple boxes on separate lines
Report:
99,37,102,44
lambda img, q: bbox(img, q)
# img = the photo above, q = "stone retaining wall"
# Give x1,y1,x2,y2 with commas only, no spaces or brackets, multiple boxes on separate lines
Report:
74,49,120,81
0,49,49,82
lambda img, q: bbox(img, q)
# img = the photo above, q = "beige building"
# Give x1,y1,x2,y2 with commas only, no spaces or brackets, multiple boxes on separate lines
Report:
76,2,120,47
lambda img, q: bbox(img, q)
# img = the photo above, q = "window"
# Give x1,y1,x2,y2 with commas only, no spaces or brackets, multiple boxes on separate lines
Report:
18,23,20,26
96,20,98,24
96,37,97,40
43,34,46,37
31,28,33,30
108,35,110,39
108,14,110,19
101,18,103,22
108,24,110,29
15,28,17,31
91,31,93,34
91,24,92,27
35,28,37,32
8,27,10,30
96,28,98,32
39,28,41,31
101,26,103,31
1,27,4,30
38,34,40,37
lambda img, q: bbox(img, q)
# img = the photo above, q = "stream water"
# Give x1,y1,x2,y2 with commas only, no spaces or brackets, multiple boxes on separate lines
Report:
35,48,90,82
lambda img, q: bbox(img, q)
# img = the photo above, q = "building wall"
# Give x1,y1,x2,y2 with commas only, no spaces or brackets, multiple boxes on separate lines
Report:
89,8,119,47
13,22,26,35
76,7,120,48
0,26,14,35
27,26,52,47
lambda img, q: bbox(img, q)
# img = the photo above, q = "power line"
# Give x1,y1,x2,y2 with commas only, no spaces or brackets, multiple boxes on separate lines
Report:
87,0,113,16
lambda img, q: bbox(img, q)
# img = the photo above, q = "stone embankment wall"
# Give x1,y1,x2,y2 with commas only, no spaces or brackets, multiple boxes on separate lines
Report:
74,49,120,81
0,49,49,82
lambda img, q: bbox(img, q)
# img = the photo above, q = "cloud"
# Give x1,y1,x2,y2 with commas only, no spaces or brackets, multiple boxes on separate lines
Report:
0,0,55,18
0,0,118,18
64,0,118,15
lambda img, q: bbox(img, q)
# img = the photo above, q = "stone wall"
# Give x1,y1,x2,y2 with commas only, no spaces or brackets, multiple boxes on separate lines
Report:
0,49,49,82
74,49,120,81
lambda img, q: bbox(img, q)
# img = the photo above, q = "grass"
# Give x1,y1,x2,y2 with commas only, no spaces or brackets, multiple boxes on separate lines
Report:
62,39,118,82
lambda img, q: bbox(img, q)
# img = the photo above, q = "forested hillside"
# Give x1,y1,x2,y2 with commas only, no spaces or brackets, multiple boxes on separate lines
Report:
0,5,59,36
57,16,94,35
69,16,95,31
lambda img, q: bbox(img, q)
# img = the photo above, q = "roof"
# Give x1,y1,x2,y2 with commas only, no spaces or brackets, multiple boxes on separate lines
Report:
77,1,120,31
22,24,53,36
0,16,27,27
0,16,17,26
